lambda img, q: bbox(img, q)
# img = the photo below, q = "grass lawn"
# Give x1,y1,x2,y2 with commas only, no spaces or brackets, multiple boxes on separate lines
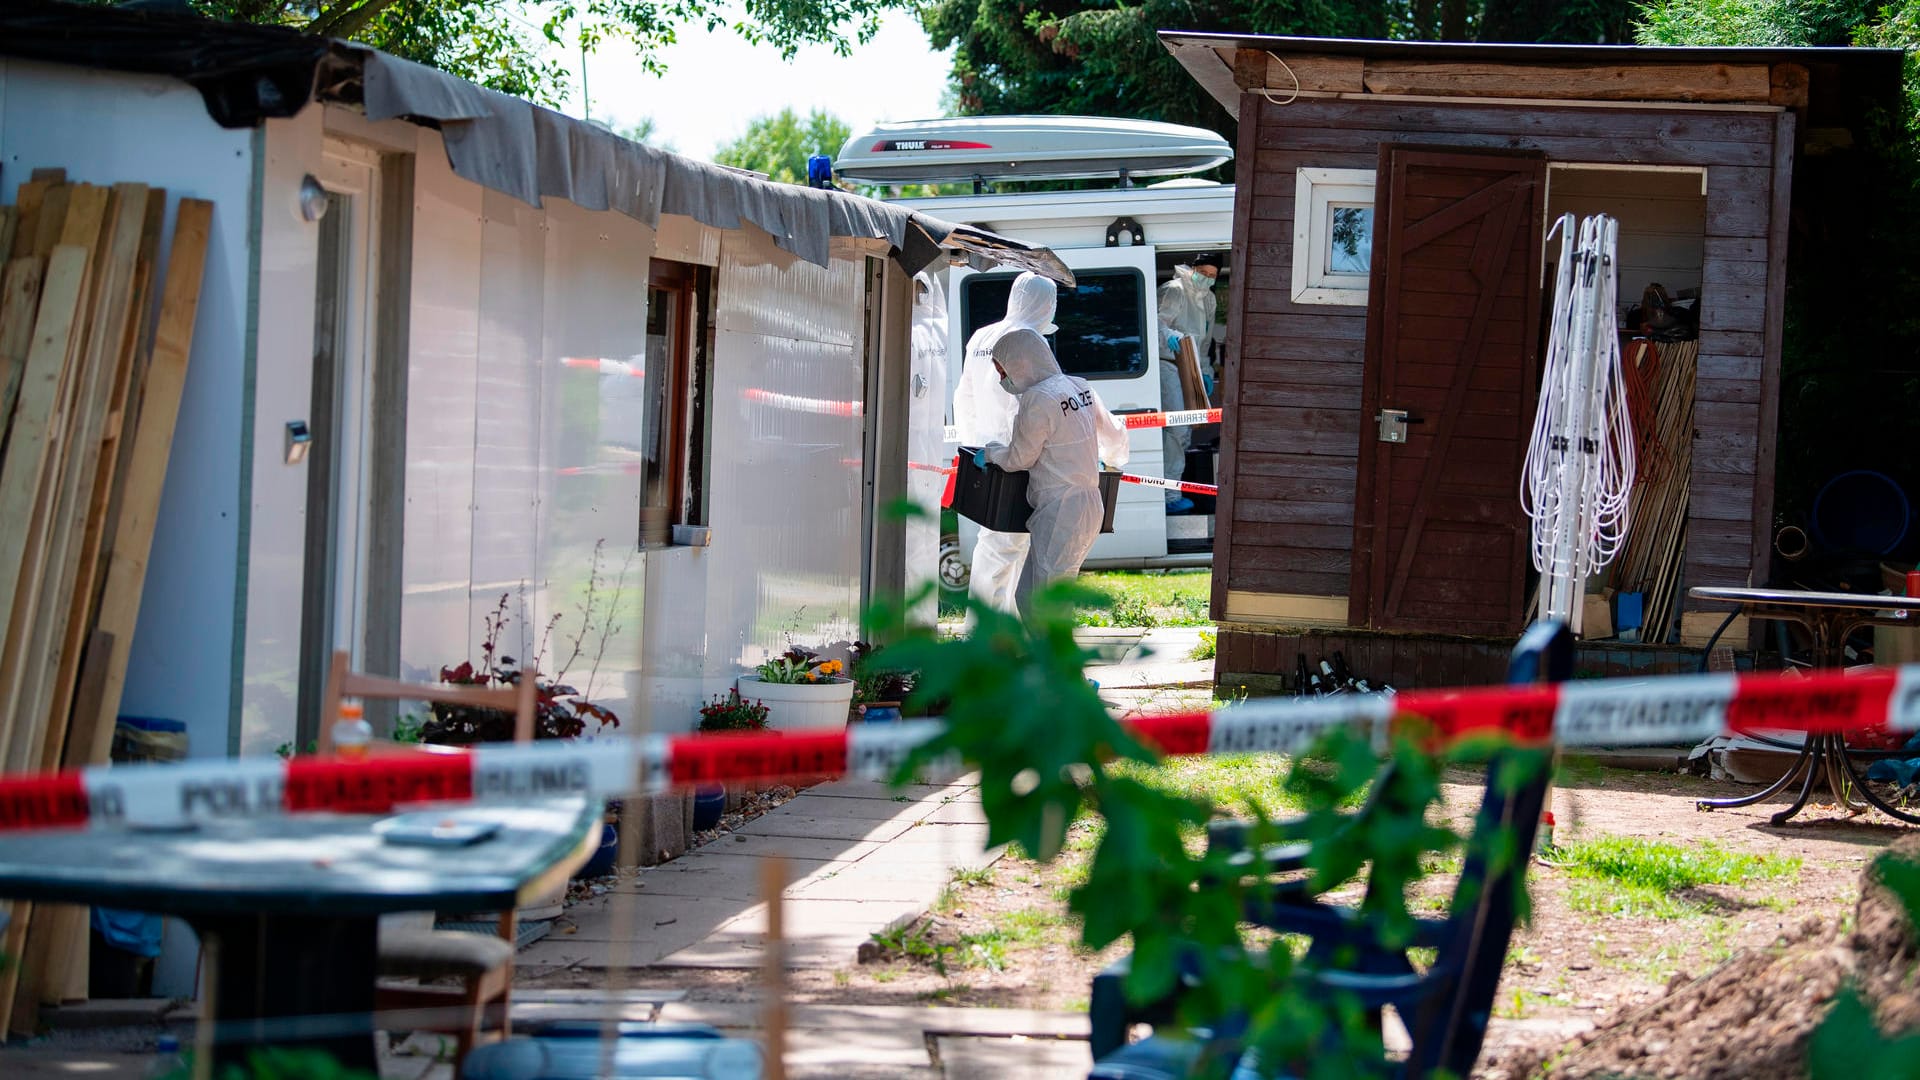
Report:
1074,569,1213,628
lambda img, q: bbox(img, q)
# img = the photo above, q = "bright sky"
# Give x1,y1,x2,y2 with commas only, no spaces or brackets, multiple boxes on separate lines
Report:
547,10,956,162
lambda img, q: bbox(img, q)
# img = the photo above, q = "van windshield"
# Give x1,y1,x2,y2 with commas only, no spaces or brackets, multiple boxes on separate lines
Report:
960,268,1147,380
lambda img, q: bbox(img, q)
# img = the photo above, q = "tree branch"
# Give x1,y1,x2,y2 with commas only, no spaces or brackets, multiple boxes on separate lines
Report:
306,0,402,40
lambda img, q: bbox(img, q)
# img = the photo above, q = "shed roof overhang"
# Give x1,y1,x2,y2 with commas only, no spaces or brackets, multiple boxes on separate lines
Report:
1160,32,1903,144
0,0,1070,284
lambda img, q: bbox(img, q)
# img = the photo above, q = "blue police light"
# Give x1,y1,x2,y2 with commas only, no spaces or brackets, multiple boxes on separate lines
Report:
807,154,834,189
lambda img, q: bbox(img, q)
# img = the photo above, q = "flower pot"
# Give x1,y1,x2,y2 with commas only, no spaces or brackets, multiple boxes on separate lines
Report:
692,786,727,831
736,675,856,731
573,822,620,879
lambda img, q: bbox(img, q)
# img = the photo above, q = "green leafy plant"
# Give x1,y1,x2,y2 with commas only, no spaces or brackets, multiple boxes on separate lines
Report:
698,690,770,733
424,541,631,744
1191,629,1217,661
849,640,916,704
754,646,845,685
156,1047,379,1080
1810,850,1920,1079
866,579,1543,1077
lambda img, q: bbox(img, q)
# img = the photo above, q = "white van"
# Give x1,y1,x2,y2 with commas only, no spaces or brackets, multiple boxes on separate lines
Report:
836,117,1236,586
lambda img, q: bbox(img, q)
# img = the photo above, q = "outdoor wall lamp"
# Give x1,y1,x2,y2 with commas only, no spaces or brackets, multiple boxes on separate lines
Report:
298,175,329,222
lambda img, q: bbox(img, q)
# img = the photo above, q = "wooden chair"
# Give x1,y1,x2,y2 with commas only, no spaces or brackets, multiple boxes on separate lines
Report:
319,651,537,1068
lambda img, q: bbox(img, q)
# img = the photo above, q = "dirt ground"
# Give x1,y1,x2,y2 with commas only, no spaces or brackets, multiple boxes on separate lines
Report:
605,760,1912,1077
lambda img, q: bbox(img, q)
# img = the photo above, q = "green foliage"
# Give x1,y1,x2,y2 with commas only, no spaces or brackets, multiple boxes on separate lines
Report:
1191,629,1217,661
714,108,853,184
156,1047,379,1080
1073,570,1211,628
171,0,908,108
868,581,1545,1076
919,0,1640,159
1809,850,1920,1079
1632,0,1871,44
698,689,771,731
1557,835,1799,919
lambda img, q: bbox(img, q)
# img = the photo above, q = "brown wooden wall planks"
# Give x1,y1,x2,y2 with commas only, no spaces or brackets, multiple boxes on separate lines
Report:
1219,93,1788,629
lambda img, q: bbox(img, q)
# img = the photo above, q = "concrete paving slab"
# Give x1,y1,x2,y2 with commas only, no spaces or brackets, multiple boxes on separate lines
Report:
771,794,939,821
807,778,947,801
733,808,920,842
553,893,737,942
655,898,924,968
703,833,886,862
921,799,990,825
628,852,835,900
936,1034,1093,1078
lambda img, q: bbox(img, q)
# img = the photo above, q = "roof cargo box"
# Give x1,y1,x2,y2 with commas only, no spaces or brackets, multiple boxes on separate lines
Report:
835,116,1231,185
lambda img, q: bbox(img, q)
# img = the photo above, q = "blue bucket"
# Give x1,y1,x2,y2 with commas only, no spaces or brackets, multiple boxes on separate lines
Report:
1811,470,1912,556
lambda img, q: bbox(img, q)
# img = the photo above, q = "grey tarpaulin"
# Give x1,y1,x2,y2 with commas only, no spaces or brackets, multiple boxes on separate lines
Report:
351,49,1039,278
0,0,1067,281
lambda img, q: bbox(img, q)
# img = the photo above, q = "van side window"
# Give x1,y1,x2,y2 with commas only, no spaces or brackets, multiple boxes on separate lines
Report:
960,268,1147,380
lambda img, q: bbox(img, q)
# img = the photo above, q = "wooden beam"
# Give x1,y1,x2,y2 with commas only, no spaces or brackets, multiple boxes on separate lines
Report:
70,199,213,785
0,246,89,730
1357,60,1773,104
0,244,88,1035
1224,590,1352,627
45,186,156,775
0,259,47,445
1769,62,1809,109
1252,51,1366,95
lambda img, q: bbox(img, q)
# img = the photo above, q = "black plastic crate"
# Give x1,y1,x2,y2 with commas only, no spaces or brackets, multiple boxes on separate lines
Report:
944,450,1119,534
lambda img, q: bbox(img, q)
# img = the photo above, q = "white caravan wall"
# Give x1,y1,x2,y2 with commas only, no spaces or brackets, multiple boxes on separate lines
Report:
238,108,325,755
396,129,650,743
0,60,254,764
638,229,867,732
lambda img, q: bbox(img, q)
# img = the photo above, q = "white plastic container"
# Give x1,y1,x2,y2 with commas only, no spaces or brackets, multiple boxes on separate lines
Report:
735,675,855,731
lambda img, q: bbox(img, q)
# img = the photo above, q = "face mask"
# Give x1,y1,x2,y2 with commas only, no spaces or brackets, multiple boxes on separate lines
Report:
1000,377,1019,395
1193,269,1216,290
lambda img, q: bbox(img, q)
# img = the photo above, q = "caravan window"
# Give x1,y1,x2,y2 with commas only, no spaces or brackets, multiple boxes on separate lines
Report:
960,268,1147,380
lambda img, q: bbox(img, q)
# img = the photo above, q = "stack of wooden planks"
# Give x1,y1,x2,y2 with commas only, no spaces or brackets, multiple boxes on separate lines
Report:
0,170,212,1027
1610,338,1698,645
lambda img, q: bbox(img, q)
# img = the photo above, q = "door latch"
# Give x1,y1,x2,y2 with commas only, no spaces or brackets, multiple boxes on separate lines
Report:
1375,409,1410,444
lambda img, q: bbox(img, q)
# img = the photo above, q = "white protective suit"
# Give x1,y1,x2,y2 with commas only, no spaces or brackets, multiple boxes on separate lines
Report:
953,272,1059,614
982,329,1130,617
1156,265,1220,506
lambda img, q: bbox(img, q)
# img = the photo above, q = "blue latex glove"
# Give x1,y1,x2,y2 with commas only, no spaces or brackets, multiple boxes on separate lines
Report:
1203,371,1215,396
1164,330,1183,355
971,447,989,468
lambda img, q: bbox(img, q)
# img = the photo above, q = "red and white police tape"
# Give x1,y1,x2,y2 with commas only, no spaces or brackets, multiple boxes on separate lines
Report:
4,665,1915,833
1117,473,1219,497
941,409,1220,445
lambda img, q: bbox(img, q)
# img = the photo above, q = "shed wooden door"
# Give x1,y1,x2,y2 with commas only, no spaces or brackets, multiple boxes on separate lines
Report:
1350,146,1546,636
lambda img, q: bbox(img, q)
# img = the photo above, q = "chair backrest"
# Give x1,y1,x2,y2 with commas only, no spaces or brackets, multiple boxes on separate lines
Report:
318,650,538,753
1402,621,1567,1077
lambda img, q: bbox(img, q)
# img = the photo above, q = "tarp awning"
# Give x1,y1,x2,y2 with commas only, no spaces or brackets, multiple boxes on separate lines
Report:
0,0,1069,282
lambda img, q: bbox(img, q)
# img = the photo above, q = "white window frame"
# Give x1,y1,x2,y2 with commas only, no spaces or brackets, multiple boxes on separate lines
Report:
1291,168,1377,306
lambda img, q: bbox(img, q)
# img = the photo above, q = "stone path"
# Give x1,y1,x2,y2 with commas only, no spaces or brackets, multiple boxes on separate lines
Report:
517,775,997,976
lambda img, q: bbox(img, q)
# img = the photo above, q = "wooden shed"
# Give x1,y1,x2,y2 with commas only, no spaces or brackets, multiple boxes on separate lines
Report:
1159,34,1904,689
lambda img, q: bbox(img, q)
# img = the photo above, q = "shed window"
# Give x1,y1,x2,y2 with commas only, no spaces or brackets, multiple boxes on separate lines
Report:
1293,168,1377,306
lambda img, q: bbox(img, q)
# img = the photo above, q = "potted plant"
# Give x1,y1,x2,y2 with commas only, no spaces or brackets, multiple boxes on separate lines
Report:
736,645,855,731
694,690,770,829
849,640,916,724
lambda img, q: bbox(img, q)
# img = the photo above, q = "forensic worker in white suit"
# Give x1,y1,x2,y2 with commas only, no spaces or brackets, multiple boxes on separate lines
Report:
1155,254,1221,514
974,328,1130,617
952,272,1059,614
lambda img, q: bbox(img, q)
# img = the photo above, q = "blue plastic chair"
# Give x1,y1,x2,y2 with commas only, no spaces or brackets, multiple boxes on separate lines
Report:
1086,622,1568,1079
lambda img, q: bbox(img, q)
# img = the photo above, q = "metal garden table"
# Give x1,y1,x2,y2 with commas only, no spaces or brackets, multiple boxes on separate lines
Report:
0,796,600,1070
1689,585,1920,825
